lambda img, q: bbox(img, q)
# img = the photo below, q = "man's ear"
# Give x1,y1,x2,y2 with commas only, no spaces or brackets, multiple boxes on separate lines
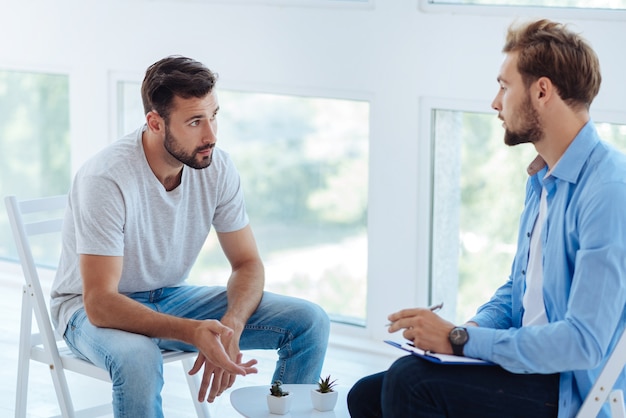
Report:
535,77,553,102
146,110,164,133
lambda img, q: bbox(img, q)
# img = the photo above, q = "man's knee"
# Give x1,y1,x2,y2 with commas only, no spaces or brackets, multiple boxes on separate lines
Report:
276,296,330,340
348,372,385,418
302,301,330,337
383,355,431,396
107,336,164,386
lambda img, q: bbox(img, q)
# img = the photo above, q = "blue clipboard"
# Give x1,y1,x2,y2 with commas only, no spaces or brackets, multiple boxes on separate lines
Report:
384,340,495,366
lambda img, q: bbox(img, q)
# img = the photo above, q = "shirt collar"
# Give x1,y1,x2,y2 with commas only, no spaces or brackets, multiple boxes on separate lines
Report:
526,120,599,184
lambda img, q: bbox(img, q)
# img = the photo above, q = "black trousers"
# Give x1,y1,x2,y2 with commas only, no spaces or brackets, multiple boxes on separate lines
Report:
347,355,560,418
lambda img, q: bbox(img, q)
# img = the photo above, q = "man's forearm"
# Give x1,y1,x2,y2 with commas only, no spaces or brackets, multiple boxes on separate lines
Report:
85,291,202,343
221,260,265,332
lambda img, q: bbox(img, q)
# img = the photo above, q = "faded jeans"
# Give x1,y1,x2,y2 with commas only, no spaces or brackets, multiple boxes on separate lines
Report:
63,286,330,418
347,355,559,418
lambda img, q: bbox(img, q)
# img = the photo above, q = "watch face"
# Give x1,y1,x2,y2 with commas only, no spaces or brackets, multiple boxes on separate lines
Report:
450,327,468,345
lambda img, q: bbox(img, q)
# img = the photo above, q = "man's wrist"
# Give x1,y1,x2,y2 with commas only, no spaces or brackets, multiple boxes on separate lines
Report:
448,326,469,356
220,315,245,330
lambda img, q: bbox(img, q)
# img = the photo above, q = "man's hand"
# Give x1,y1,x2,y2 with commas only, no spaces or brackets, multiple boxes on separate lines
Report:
188,320,258,403
387,307,456,354
199,316,258,402
189,352,258,403
190,225,263,402
214,323,244,394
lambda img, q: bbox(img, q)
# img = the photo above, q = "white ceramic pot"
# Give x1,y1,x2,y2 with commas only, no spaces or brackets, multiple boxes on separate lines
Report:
267,394,292,415
310,389,339,412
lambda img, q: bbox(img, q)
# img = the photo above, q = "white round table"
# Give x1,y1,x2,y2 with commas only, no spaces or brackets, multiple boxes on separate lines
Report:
230,384,350,417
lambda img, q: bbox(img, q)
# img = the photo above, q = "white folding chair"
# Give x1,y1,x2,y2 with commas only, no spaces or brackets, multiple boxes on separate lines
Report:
576,326,626,418
5,195,211,418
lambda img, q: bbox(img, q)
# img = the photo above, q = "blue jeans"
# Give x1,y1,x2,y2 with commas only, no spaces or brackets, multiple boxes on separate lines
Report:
347,355,559,418
63,286,330,418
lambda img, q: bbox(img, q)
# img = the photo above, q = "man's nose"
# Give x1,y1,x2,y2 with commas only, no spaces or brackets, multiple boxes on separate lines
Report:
491,91,502,111
491,98,499,111
203,121,217,142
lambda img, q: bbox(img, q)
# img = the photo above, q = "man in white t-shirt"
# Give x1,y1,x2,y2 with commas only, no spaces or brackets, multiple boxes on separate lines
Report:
51,55,330,418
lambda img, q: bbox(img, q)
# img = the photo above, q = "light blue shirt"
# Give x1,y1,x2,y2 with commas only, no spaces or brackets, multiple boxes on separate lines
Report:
464,121,626,418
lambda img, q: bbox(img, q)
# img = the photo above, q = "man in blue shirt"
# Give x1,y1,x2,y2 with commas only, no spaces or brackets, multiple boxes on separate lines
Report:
347,19,626,418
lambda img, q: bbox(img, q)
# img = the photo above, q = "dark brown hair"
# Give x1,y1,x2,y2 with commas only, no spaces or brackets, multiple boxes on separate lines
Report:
141,55,218,121
503,19,601,110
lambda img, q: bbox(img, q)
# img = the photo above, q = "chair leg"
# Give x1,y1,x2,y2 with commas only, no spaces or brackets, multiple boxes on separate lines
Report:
610,390,626,418
48,360,77,418
15,287,31,418
181,357,211,418
29,291,76,418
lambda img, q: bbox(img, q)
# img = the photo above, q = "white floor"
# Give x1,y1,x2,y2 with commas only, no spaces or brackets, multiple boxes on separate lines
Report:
0,265,398,418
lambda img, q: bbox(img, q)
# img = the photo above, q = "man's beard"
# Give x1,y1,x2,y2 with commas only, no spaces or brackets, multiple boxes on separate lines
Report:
503,95,543,146
164,124,213,169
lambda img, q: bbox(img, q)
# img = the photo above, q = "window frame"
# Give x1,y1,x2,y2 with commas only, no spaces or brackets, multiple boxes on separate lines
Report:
160,0,374,9
108,70,144,143
419,0,626,20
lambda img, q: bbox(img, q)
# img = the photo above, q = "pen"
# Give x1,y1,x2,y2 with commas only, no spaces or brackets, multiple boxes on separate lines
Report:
385,301,444,327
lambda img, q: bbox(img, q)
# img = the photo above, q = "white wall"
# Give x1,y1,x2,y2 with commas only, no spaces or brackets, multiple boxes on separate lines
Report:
2,0,625,344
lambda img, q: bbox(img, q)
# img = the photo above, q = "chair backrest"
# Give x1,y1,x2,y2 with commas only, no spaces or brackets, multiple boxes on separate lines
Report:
5,194,67,349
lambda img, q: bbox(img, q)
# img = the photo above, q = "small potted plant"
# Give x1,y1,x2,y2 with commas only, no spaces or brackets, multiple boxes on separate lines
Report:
267,380,292,415
310,375,339,412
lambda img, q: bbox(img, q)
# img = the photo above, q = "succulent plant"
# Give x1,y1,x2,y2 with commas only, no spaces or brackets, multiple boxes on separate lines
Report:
269,380,289,397
316,375,338,393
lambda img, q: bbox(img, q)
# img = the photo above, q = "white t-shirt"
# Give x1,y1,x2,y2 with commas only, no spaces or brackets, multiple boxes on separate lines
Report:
50,126,249,334
522,187,549,326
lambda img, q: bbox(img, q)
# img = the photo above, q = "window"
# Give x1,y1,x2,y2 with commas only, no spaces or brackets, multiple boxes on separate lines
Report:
0,70,70,265
190,0,370,4
430,106,626,323
118,82,370,325
117,81,145,139
426,0,626,9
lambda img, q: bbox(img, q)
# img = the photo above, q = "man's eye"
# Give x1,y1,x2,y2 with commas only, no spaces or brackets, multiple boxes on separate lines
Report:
190,120,200,126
